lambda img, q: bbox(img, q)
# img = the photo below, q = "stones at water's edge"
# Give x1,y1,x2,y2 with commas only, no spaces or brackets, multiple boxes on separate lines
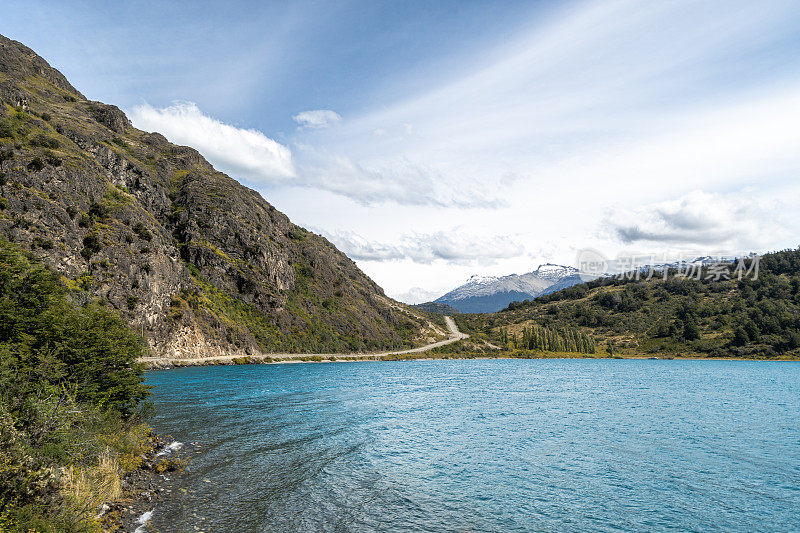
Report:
100,434,194,532
142,354,386,370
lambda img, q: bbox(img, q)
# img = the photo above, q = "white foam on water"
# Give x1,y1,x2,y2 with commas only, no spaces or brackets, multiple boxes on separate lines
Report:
155,440,183,457
133,509,153,533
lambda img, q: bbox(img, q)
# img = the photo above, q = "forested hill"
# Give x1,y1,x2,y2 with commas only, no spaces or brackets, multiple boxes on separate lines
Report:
464,248,800,359
0,34,433,357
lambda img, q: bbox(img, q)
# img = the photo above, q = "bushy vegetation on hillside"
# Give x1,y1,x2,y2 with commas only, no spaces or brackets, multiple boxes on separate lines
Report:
0,239,151,531
467,249,800,358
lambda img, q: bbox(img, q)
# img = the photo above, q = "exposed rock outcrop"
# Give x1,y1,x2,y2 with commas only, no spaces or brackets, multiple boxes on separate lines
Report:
0,33,426,357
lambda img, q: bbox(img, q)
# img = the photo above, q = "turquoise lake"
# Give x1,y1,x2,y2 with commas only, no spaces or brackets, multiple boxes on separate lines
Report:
145,359,800,532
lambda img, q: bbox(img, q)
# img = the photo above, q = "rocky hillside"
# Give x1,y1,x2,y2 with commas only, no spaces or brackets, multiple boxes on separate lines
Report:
0,34,432,357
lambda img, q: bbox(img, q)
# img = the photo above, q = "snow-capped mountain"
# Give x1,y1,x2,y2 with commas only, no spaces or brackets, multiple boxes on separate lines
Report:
433,264,584,313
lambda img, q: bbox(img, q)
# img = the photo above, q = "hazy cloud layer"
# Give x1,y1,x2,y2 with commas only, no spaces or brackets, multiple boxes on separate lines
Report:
129,103,502,207
602,190,787,252
296,148,507,207
129,102,296,184
394,287,444,305
293,109,342,129
322,228,525,265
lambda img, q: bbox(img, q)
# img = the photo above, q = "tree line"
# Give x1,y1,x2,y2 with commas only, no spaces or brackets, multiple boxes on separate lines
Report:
499,325,596,354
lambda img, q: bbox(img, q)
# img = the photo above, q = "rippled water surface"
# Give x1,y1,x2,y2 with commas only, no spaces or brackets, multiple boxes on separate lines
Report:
146,359,800,532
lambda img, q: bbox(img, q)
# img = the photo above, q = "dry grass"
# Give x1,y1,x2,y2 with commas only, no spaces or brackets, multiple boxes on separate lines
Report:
61,448,122,518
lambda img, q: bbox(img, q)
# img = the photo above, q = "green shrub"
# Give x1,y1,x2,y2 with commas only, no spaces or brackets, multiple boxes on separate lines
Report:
27,157,44,172
132,222,152,241
0,122,13,138
31,237,53,250
0,239,151,530
87,201,109,222
29,134,59,149
102,186,132,212
43,151,61,168
81,233,101,259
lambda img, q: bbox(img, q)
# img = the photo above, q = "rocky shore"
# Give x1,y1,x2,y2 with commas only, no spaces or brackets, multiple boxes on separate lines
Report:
101,434,194,532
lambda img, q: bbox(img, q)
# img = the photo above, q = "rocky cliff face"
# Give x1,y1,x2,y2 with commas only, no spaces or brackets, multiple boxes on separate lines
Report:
0,34,427,357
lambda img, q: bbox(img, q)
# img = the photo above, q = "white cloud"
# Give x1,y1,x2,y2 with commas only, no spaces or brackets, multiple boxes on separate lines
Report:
321,227,525,265
295,149,506,207
127,102,502,207
292,109,341,129
286,1,800,210
601,190,789,253
128,102,295,184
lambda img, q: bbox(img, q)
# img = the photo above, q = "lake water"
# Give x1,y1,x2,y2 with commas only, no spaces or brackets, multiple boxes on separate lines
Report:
145,359,800,532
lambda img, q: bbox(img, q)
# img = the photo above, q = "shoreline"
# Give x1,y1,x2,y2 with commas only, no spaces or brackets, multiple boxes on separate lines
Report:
100,434,194,532
141,314,470,369
143,351,800,370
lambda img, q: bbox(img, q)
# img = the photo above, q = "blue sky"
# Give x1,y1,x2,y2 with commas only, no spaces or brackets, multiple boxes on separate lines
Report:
4,1,800,302
6,0,546,130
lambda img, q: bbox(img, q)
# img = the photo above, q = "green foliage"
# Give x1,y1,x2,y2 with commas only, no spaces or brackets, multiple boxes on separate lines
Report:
185,263,403,354
27,157,44,172
0,239,151,531
81,233,101,259
110,136,129,149
479,249,800,358
132,222,152,241
86,201,108,223
31,237,53,250
732,327,748,347
0,412,56,515
288,226,306,241
42,150,61,167
29,133,59,149
505,324,596,354
100,185,133,214
0,113,29,140
0,239,149,418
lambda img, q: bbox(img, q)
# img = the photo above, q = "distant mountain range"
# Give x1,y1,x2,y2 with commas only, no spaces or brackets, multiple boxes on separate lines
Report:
460,249,798,359
430,264,586,313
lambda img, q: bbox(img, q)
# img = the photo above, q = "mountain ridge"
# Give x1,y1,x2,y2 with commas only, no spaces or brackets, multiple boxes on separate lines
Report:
0,34,435,357
433,263,584,313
